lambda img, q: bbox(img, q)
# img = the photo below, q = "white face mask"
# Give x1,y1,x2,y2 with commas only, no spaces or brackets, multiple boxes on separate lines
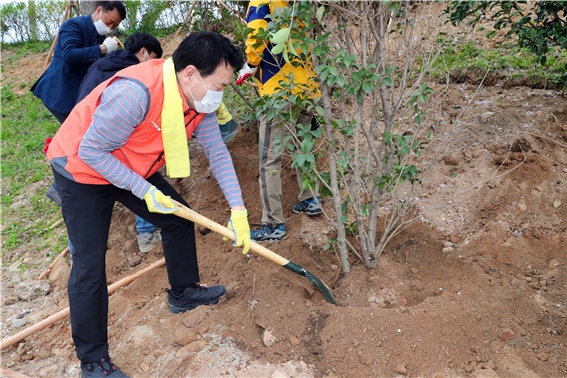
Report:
94,19,112,36
187,73,224,114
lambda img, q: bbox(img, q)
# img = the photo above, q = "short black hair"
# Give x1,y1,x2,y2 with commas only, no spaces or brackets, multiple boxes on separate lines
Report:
172,31,244,77
96,1,126,20
124,32,163,58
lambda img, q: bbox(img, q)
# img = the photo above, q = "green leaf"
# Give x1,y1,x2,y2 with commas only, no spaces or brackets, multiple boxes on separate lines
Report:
316,5,325,23
389,1,399,13
271,27,291,44
271,42,285,55
362,81,373,94
288,40,297,56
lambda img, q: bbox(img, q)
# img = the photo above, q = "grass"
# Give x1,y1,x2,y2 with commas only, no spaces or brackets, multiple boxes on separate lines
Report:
430,38,567,88
1,81,68,264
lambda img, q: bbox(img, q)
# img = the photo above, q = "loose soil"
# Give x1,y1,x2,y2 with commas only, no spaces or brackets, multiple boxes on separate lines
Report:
1,6,566,378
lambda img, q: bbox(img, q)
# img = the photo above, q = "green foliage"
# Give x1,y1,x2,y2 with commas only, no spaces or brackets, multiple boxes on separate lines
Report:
430,38,567,88
446,1,567,64
1,85,68,255
1,0,66,43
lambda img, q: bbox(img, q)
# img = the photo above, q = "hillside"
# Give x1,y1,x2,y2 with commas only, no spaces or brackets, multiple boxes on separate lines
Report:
1,9,566,378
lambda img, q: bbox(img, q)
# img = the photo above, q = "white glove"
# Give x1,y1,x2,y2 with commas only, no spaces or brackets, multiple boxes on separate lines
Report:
102,36,119,54
236,63,258,85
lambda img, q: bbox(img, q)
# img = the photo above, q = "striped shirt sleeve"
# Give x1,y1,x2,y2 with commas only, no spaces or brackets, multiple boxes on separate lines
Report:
78,78,152,199
193,112,244,208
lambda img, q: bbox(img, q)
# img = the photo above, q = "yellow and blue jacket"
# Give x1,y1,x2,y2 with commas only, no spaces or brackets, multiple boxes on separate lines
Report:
244,0,320,99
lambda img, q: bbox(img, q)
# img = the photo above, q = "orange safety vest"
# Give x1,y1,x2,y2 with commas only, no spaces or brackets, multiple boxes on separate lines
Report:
47,59,205,185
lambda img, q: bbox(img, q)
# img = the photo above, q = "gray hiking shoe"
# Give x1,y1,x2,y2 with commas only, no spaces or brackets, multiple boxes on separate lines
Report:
168,284,226,314
250,224,286,241
136,230,162,253
292,197,322,215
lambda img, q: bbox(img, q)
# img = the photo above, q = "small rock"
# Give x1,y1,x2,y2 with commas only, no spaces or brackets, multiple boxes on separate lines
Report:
4,295,19,305
140,362,150,372
35,348,51,359
182,306,207,328
450,234,461,244
394,363,407,375
225,289,236,299
528,282,541,290
304,286,316,298
500,328,515,342
176,340,207,358
271,369,290,378
173,329,198,346
410,267,418,274
128,256,142,267
442,247,454,253
17,343,26,355
359,355,372,366
510,277,523,289
553,200,561,208
443,151,461,166
12,318,27,328
290,336,301,346
39,366,60,377
263,329,276,347
16,280,51,301
536,353,548,362
532,228,543,239
443,241,454,248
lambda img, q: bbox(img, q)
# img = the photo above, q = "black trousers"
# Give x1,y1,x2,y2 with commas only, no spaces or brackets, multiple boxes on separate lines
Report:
53,170,200,363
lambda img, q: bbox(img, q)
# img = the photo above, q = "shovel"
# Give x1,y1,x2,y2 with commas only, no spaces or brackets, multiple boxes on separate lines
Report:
171,200,337,305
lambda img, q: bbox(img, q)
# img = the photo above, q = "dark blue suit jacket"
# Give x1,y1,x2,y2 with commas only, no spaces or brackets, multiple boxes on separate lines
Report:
31,15,104,115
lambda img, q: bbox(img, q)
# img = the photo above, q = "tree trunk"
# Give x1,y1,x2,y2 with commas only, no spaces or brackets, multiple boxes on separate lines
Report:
28,0,38,41
79,0,96,17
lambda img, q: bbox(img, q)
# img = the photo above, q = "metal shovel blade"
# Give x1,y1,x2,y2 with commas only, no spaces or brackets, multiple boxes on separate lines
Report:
171,200,337,305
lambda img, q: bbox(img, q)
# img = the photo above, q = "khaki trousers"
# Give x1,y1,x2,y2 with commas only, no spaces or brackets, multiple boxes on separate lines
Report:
258,105,318,227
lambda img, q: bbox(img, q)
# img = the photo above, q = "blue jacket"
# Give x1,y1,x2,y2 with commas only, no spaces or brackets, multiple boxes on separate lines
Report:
76,49,139,103
31,15,104,115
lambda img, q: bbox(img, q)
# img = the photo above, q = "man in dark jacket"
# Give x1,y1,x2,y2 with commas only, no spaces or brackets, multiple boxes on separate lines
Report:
31,1,126,123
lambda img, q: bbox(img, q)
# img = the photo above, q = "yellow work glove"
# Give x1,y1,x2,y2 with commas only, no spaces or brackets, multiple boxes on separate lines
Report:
143,185,176,214
224,209,251,254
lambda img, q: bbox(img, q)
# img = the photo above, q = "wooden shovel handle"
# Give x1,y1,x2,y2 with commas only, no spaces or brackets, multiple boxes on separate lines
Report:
171,200,289,266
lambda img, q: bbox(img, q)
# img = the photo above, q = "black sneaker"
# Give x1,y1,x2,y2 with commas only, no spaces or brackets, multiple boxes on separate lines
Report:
250,224,287,241
81,357,128,378
293,197,322,215
168,284,226,314
45,185,62,207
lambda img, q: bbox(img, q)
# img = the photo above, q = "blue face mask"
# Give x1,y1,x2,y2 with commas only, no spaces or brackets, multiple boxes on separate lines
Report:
187,73,224,114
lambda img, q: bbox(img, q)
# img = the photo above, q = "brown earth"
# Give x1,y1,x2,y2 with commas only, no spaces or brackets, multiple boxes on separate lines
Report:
2,9,567,378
